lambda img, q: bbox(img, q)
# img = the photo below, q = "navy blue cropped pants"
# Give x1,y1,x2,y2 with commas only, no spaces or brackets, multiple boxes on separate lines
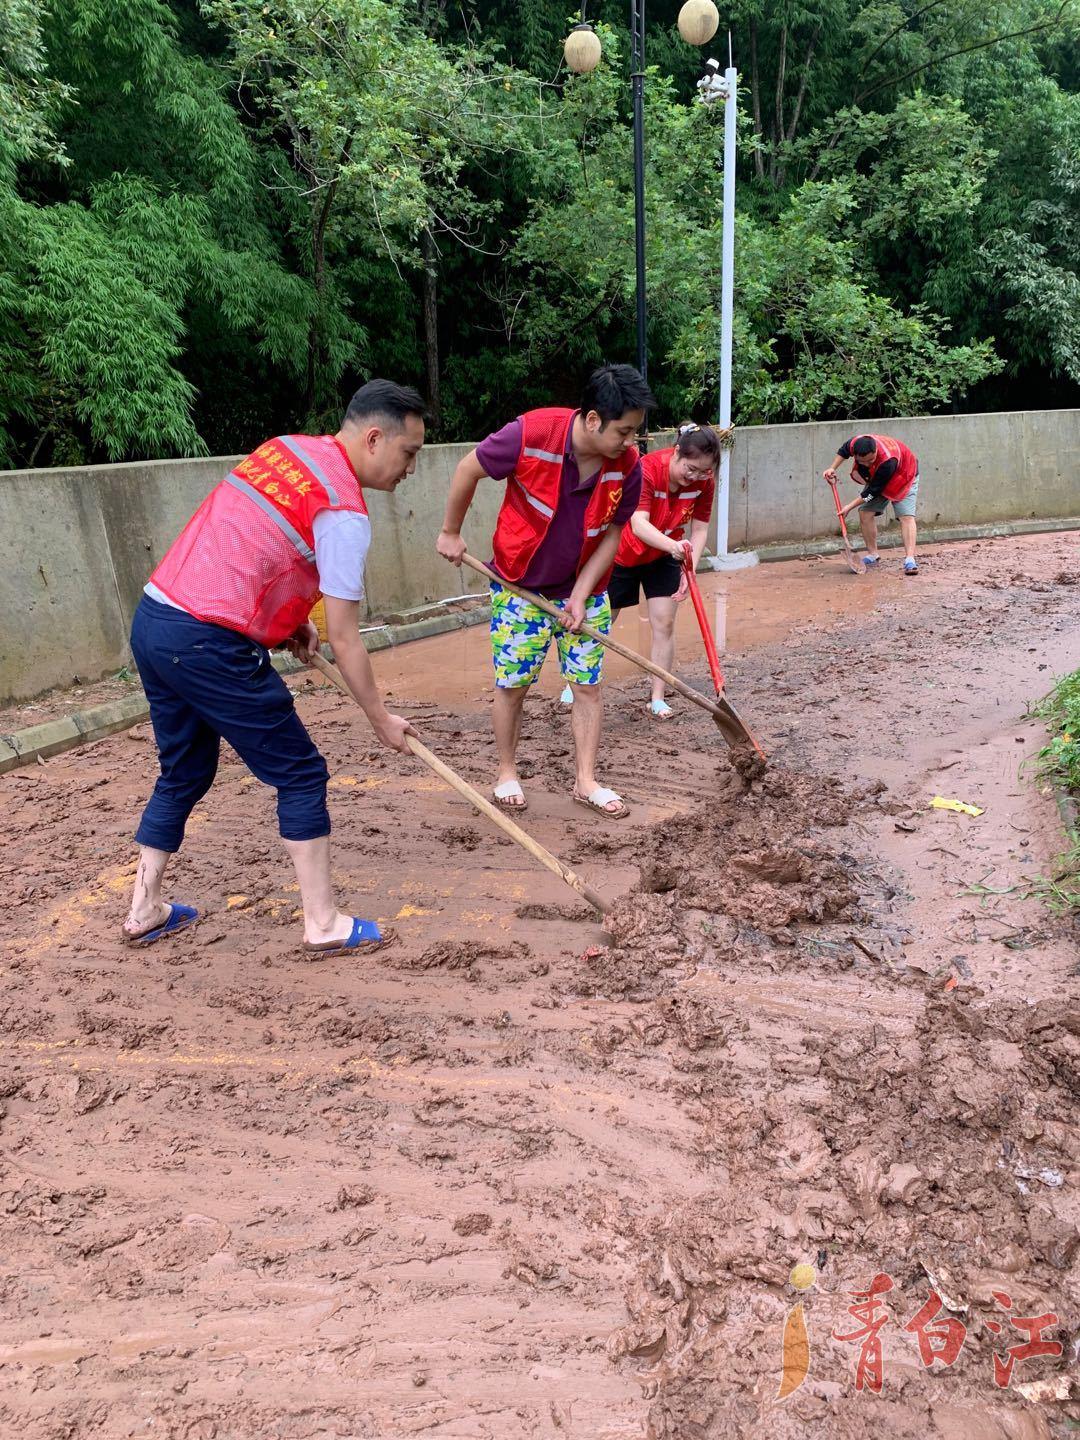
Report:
131,595,329,853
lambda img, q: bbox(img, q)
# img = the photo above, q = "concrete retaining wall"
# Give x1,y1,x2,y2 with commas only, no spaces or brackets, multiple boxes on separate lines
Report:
2,408,1077,703
723,410,1080,549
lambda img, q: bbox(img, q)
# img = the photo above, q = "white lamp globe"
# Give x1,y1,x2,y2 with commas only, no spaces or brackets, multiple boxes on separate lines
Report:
564,24,602,74
677,0,720,46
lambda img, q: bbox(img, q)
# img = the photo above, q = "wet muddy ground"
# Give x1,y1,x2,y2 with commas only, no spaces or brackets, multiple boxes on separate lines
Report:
1,534,1079,1439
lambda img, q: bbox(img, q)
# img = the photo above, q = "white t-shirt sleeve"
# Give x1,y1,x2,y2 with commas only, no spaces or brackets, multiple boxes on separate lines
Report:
312,509,371,602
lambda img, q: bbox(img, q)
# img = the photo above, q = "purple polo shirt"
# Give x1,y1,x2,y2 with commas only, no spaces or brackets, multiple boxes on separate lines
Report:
476,415,643,600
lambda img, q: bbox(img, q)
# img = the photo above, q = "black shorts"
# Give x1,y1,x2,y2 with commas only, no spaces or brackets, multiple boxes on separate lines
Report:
608,555,682,610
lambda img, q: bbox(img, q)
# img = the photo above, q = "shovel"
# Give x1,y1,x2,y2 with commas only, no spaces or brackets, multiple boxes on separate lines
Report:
308,651,611,916
460,553,765,759
681,547,726,698
827,477,862,575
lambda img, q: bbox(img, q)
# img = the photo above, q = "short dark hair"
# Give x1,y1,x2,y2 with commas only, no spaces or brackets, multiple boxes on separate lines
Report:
852,435,877,457
674,421,722,464
581,363,656,424
344,379,427,430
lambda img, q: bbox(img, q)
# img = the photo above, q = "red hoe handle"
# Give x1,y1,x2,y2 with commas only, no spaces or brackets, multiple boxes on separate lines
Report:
827,477,862,575
682,546,725,696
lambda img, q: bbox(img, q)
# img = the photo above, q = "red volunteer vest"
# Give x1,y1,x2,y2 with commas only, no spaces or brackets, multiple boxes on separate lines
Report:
491,408,639,584
150,434,368,646
615,447,714,567
850,433,918,501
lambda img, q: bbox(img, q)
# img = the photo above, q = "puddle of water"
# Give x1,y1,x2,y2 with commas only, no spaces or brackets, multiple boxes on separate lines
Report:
372,558,905,705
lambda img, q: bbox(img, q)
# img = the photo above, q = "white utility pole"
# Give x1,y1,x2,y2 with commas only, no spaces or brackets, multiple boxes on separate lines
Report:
699,58,757,570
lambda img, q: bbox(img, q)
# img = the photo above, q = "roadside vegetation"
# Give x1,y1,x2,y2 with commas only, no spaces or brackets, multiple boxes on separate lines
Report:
1034,667,1080,912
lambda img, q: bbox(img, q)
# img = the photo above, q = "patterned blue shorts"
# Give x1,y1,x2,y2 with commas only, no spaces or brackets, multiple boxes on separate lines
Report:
490,583,611,689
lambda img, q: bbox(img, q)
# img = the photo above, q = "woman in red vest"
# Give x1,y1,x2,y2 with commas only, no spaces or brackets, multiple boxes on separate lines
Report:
123,381,426,956
823,433,920,573
608,422,721,719
436,364,654,818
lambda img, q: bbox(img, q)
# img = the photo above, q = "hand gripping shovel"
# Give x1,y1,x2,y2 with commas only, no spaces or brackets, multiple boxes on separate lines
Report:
461,553,765,759
827,477,862,575
308,650,610,916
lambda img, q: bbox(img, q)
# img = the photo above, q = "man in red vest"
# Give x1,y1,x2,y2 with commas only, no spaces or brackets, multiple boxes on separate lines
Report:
436,365,654,818
123,380,425,956
823,432,920,574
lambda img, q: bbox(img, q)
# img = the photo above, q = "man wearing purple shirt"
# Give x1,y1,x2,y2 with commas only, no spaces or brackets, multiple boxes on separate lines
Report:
437,365,654,817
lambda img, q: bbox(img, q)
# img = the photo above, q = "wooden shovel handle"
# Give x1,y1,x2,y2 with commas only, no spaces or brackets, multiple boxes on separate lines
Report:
461,553,765,757
307,651,610,916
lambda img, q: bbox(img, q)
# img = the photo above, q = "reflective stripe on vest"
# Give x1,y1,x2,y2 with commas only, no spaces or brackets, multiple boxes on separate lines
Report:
513,477,556,518
852,434,917,500
224,474,316,562
276,434,341,506
492,407,638,584
148,433,366,647
614,446,714,570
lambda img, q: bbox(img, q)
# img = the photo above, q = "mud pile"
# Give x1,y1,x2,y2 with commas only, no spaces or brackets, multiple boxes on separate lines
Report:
578,762,1080,1437
608,988,1080,1437
579,761,865,1004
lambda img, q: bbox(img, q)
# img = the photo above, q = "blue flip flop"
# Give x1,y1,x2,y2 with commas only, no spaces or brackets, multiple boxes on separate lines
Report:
303,917,397,957
123,902,199,946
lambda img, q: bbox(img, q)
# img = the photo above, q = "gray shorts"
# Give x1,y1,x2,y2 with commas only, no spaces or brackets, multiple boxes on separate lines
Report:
860,474,919,519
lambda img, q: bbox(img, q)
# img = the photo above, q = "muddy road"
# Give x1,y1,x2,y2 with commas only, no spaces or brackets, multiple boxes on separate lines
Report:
1,534,1078,1439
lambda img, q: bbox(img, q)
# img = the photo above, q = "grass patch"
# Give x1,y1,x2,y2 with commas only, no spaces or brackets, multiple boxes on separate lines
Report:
1034,668,1080,793
1032,849,1080,915
1033,669,1080,912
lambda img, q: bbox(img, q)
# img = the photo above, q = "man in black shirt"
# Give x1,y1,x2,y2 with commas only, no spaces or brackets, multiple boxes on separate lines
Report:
823,433,920,574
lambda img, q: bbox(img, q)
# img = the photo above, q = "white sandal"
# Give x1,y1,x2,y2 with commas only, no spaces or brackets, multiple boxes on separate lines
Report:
492,779,528,811
572,785,629,819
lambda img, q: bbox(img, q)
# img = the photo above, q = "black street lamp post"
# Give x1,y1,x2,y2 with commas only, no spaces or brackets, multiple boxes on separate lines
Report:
565,0,720,384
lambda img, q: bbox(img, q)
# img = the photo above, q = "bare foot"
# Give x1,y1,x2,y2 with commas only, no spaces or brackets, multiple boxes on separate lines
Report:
303,910,359,946
123,902,171,938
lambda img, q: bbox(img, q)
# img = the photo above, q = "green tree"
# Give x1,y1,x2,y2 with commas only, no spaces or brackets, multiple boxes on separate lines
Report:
0,0,70,168
0,0,1075,466
491,30,999,425
202,0,532,430
0,0,70,460
2,0,320,464
981,91,1080,384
